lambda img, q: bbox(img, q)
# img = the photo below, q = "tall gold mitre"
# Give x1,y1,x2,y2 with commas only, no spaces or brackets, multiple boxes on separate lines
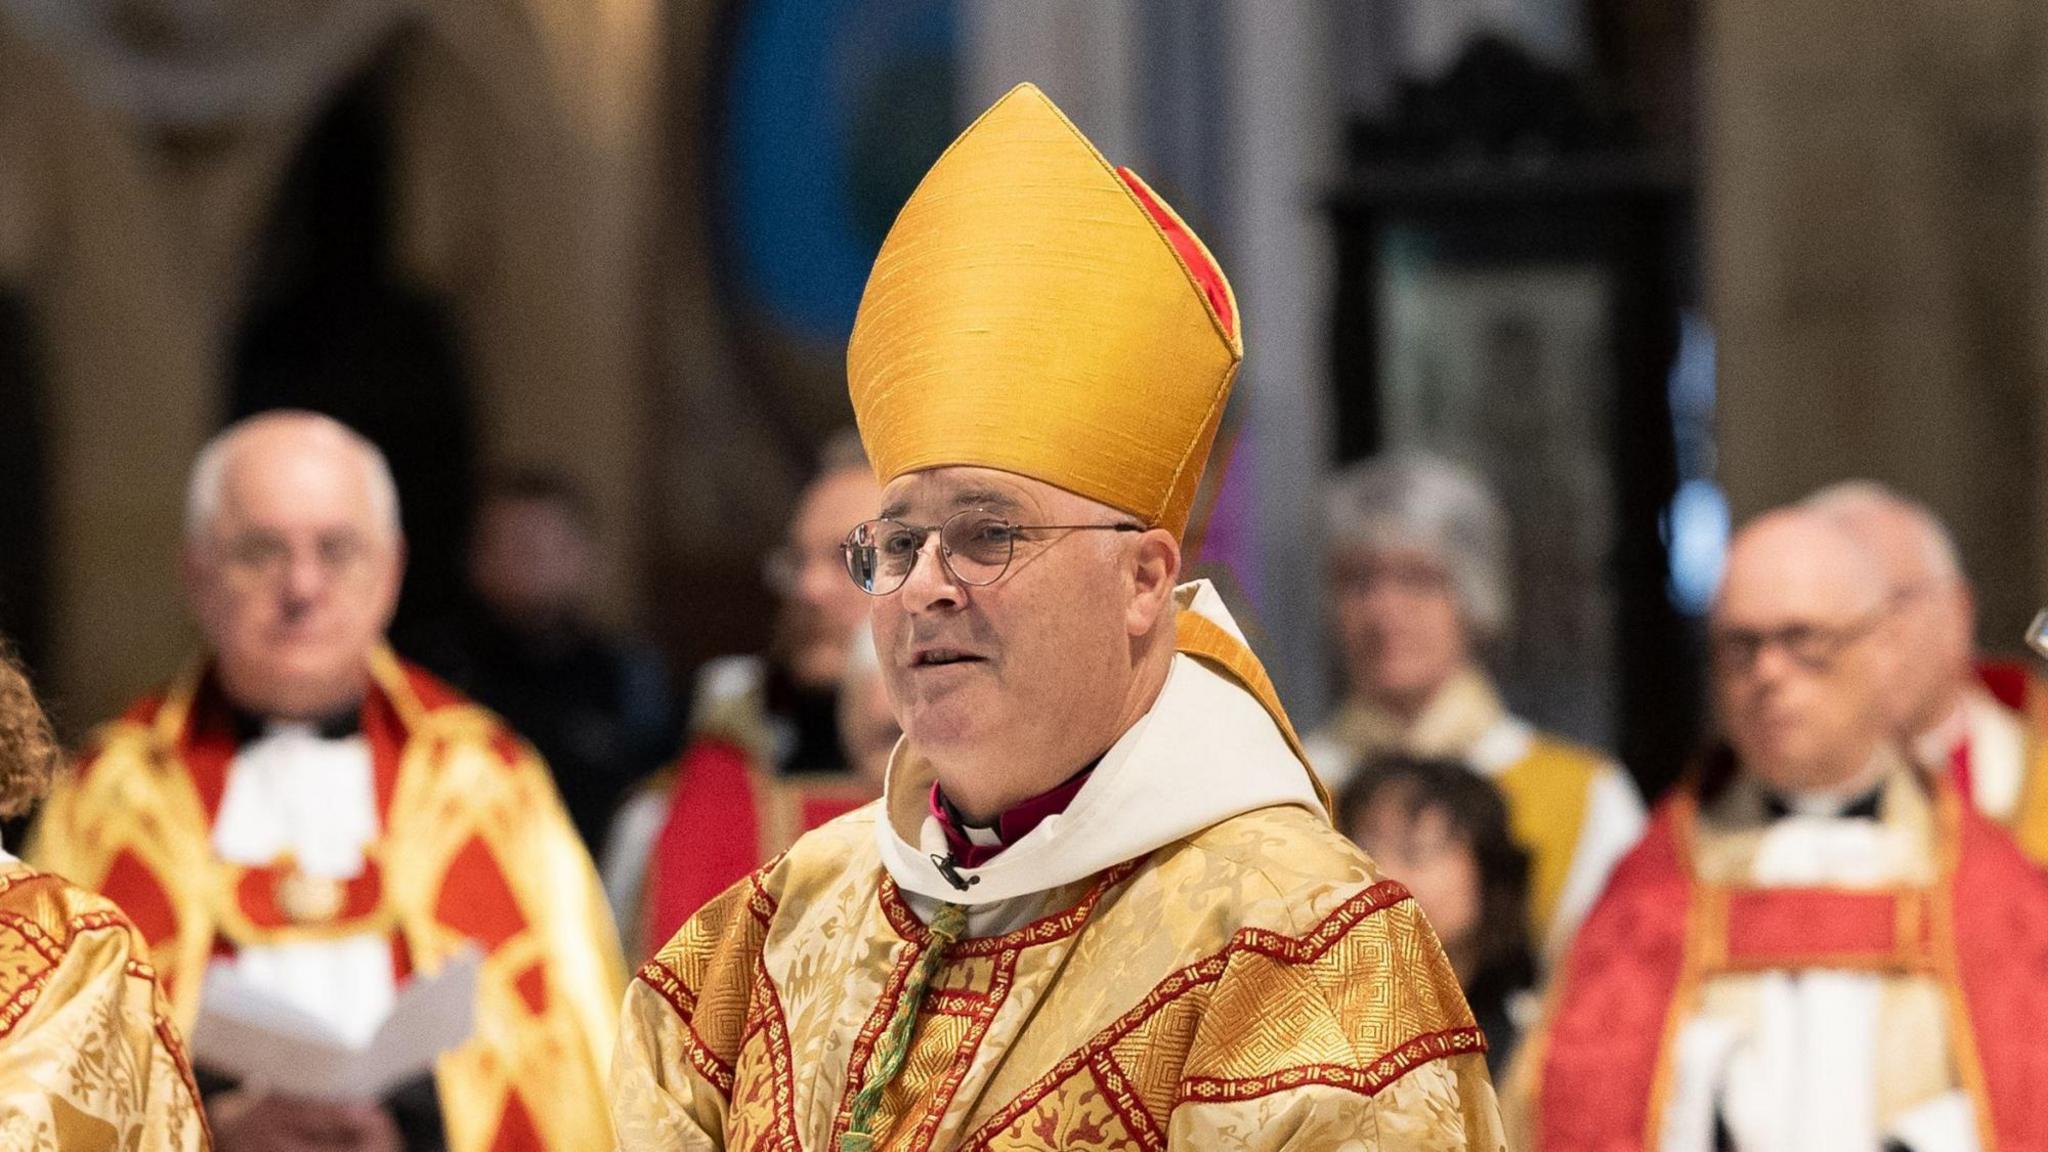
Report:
847,82,1242,537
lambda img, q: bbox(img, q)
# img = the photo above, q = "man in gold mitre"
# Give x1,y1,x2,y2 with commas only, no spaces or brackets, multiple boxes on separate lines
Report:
613,83,1504,1152
31,411,623,1152
0,641,208,1149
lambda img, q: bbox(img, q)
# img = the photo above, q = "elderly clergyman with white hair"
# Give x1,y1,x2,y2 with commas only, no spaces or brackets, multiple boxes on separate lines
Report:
1305,451,1644,963
32,410,624,1152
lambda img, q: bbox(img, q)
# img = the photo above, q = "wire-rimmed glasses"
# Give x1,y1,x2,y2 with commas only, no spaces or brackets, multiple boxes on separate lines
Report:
841,509,1142,596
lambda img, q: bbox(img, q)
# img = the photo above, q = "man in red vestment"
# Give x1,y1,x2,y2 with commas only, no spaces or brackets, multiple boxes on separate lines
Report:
1519,506,2048,1152
31,411,623,1152
601,432,883,958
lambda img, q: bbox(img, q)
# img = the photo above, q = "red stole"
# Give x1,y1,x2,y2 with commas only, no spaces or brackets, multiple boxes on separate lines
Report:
1537,780,2048,1151
640,737,875,953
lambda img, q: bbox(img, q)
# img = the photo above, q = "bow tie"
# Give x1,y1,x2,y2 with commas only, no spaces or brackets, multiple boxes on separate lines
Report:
1761,785,1883,823
229,704,362,745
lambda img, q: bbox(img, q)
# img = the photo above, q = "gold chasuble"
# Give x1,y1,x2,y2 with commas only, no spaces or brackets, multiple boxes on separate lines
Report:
0,863,209,1149
29,651,623,1151
615,587,1503,1151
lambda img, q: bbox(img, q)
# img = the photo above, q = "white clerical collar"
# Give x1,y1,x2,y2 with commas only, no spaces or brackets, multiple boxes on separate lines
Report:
960,824,1004,848
266,719,336,741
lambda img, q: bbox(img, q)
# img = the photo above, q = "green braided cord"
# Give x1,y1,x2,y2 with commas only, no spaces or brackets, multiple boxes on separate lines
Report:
840,901,969,1152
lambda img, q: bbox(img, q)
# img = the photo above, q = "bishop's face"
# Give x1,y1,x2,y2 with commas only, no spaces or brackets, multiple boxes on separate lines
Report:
185,424,403,721
868,467,1145,819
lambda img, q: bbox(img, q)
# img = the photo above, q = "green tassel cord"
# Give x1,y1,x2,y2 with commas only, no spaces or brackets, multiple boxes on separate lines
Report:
839,901,969,1152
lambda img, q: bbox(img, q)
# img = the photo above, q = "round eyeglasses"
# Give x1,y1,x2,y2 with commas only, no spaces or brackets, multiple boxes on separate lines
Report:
841,509,1143,596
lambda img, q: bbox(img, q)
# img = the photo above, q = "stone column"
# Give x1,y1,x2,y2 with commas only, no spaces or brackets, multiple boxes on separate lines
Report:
1706,0,2047,647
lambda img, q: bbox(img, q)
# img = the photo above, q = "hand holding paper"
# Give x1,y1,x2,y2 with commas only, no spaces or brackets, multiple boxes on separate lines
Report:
190,946,482,1102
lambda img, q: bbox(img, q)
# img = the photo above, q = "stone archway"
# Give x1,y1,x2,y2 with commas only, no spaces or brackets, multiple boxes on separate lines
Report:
0,0,659,724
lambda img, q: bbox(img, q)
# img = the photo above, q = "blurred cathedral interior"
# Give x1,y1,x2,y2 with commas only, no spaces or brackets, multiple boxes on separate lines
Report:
0,0,2040,805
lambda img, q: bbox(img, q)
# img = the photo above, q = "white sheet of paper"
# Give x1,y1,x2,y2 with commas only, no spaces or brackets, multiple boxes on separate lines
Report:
190,946,482,1101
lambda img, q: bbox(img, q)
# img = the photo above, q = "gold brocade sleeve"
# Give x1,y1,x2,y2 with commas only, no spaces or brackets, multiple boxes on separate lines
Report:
611,875,773,1150
1168,1059,1500,1151
1164,882,1505,1151
612,980,726,1151
0,869,209,1150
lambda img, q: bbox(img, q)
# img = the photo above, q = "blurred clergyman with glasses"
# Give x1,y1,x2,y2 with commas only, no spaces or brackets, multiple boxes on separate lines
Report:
612,83,1501,1151
604,430,884,958
1805,480,2048,860
31,411,623,1152
1517,504,2048,1152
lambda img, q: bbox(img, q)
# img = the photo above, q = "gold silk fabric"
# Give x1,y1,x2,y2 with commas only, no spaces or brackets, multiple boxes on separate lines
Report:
30,651,624,1152
0,865,209,1150
846,83,1241,538
613,804,1504,1150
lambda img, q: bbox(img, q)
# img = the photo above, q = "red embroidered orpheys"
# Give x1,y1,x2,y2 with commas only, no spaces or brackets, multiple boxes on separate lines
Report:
728,957,800,1147
1231,879,1416,961
831,928,932,1137
876,859,1142,956
1180,1029,1490,1106
954,879,1462,1150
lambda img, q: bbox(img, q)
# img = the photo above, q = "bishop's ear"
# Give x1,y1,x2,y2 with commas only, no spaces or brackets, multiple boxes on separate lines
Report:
1124,528,1181,637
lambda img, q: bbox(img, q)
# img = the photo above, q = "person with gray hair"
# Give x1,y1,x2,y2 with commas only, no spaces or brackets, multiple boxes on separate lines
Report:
1307,449,1643,964
1803,480,2047,851
31,410,625,1152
